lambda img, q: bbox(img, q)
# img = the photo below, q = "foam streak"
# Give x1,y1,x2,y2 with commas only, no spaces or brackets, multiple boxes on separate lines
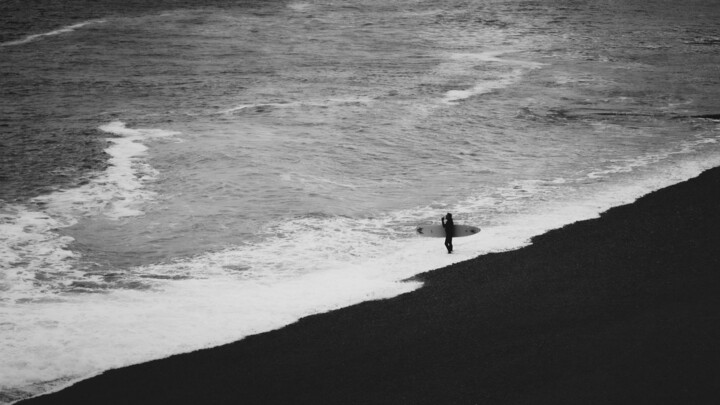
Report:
1,20,105,47
442,51,545,104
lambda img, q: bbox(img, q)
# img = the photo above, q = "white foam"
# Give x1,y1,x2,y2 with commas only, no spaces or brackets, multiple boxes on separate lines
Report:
441,51,545,104
4,150,720,403
1,20,105,47
0,258,420,403
442,72,521,104
32,121,178,220
451,146,720,259
1,121,182,402
0,205,456,402
1,122,177,302
287,2,314,12
587,136,719,179
2,124,719,403
0,207,80,299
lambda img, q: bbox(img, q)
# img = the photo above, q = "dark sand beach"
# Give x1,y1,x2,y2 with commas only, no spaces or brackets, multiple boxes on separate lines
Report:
21,168,720,405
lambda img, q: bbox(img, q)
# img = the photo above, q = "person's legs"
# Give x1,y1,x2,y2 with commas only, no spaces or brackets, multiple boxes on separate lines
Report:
444,237,453,253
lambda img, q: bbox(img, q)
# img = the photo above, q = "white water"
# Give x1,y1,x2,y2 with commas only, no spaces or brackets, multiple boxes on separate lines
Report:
2,120,719,402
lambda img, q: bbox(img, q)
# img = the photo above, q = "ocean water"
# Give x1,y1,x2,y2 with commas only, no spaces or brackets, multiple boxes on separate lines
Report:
1,0,719,402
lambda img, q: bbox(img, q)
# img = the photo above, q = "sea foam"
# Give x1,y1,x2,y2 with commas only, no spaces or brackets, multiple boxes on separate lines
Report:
0,121,180,402
1,121,176,300
0,20,106,47
32,121,178,220
442,51,545,104
2,125,720,404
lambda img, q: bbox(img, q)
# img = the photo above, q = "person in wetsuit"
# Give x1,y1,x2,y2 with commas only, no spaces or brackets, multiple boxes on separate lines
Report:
441,213,454,253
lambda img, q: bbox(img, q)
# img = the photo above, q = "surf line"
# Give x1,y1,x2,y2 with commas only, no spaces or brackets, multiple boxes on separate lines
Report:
30,121,179,220
442,50,545,104
1,20,106,47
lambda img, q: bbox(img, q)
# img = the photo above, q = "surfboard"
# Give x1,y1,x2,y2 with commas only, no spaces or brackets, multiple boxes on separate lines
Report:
415,224,481,238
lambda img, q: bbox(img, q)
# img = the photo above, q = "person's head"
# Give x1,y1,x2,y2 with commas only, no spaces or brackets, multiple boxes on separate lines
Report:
446,213,452,220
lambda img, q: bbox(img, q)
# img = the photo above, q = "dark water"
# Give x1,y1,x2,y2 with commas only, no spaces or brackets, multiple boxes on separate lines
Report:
0,0,284,43
2,0,719,203
0,0,285,202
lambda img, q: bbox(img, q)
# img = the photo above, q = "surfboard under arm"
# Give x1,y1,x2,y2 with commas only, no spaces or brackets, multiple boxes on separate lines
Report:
415,224,481,238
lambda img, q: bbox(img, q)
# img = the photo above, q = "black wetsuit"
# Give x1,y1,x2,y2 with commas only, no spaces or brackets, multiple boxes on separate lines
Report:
442,217,454,253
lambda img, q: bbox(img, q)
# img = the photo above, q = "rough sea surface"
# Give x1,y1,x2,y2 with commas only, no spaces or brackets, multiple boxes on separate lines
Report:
1,0,719,402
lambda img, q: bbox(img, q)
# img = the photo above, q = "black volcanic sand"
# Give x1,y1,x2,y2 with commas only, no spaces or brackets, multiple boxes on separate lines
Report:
22,168,720,405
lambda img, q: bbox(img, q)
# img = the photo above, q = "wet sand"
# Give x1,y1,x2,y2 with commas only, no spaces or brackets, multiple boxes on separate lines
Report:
21,168,720,404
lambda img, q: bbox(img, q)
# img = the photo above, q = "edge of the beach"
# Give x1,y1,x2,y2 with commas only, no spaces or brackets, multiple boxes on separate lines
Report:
18,166,720,404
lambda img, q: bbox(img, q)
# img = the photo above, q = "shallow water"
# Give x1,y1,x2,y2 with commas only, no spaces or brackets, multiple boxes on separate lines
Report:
1,0,719,402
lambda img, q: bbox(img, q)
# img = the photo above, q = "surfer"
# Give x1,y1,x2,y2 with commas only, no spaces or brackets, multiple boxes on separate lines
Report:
441,213,454,253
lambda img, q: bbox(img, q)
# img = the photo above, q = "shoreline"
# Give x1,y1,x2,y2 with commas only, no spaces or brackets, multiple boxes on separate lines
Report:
19,167,720,404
